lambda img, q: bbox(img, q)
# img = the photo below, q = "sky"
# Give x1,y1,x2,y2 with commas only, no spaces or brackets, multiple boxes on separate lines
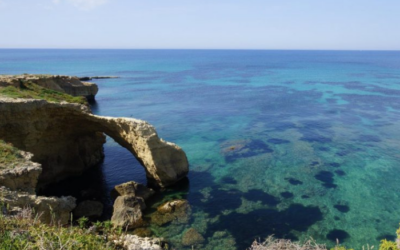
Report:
0,0,399,50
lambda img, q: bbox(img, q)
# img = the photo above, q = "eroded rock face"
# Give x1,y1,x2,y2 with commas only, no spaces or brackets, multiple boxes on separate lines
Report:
0,187,76,224
114,181,155,200
0,97,189,187
111,195,146,229
0,74,98,101
0,151,41,194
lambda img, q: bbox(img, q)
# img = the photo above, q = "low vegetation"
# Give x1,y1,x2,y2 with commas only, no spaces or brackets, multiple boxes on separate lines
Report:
248,231,400,250
0,208,123,250
0,140,25,169
0,80,87,104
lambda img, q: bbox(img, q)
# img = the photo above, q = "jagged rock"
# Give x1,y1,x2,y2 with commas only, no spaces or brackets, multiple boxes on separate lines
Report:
0,74,98,101
0,97,189,187
111,195,146,229
151,199,191,226
73,200,103,218
0,186,76,224
182,228,205,246
0,151,41,193
116,234,164,250
114,181,155,200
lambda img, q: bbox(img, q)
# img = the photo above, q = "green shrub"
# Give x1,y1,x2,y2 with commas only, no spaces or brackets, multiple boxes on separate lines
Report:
0,209,121,250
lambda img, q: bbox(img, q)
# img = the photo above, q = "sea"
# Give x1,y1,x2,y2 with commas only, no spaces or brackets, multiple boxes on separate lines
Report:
1,49,400,249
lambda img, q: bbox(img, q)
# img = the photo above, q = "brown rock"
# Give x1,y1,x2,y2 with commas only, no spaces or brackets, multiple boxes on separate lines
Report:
114,181,155,200
182,228,205,246
111,195,146,229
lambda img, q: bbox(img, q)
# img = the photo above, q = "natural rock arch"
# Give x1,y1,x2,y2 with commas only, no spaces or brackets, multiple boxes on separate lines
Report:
0,97,189,188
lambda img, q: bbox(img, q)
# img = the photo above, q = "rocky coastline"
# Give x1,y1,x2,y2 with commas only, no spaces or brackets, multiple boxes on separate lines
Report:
0,74,189,249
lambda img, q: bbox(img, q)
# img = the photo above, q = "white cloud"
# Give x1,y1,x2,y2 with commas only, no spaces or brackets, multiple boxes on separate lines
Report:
52,0,108,10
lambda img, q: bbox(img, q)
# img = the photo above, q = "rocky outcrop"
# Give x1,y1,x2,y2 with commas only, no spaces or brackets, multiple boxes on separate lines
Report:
0,74,98,101
0,151,41,193
111,195,146,229
0,97,189,187
111,181,155,229
114,181,155,200
0,186,76,224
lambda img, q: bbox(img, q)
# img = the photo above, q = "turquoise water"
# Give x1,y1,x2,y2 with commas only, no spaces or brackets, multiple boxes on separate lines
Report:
2,49,400,249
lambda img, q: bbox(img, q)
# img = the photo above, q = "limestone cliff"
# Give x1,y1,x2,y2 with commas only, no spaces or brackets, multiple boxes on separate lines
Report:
0,97,189,188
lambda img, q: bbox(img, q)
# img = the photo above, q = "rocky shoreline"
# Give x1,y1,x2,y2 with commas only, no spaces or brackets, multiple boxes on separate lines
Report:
0,74,190,249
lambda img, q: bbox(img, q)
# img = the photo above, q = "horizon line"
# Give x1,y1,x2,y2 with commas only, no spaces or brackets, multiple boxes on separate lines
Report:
0,48,400,52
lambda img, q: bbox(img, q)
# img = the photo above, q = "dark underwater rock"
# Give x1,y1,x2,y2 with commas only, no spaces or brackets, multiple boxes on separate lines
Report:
182,228,205,246
151,199,191,226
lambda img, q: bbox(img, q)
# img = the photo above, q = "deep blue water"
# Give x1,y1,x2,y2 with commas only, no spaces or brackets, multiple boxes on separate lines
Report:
2,49,400,249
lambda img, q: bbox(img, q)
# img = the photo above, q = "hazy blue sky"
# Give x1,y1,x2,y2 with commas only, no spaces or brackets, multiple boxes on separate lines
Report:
1,0,399,50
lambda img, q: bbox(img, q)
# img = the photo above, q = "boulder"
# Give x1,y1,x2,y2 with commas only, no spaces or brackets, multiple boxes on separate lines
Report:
151,199,191,226
114,181,155,200
111,195,146,229
73,200,103,218
182,228,205,246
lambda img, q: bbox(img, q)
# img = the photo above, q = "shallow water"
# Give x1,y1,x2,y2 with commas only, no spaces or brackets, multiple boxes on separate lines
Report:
2,49,400,249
